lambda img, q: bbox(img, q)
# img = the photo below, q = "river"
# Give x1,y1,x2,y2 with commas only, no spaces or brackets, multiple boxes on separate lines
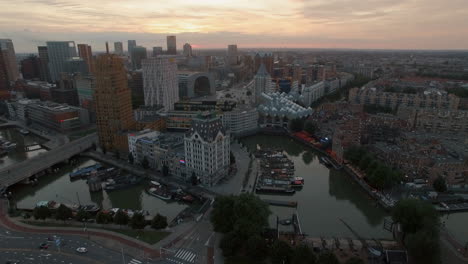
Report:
0,127,47,170
241,135,468,243
10,158,187,221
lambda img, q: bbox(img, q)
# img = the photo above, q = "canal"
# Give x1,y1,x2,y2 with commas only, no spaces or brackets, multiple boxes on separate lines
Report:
241,135,468,243
10,158,188,221
0,127,48,170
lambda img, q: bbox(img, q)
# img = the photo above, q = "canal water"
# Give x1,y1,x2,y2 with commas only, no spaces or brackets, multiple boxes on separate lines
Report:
242,135,468,243
10,158,187,221
0,128,48,170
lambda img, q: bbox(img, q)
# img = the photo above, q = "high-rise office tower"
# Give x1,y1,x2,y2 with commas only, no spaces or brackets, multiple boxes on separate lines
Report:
128,40,136,54
37,46,51,82
152,47,163,57
142,57,178,111
46,41,77,82
227,44,238,65
254,52,273,75
166,36,177,55
183,43,192,57
20,55,41,79
94,53,135,152
130,46,147,70
0,49,10,91
114,42,123,55
77,44,94,73
0,39,19,82
254,63,273,104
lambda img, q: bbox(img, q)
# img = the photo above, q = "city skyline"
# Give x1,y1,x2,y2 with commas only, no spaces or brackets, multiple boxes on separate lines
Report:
1,0,468,52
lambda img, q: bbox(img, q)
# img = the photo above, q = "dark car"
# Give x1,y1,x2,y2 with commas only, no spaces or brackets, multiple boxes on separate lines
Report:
39,243,49,249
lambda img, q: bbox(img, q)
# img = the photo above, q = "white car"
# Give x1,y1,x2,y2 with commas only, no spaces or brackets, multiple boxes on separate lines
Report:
76,247,88,253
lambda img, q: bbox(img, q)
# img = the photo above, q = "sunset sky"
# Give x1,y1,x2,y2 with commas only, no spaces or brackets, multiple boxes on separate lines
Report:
1,0,468,52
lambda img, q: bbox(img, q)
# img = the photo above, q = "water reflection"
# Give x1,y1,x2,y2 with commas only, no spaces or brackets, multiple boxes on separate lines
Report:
0,128,47,169
242,135,391,239
11,158,187,221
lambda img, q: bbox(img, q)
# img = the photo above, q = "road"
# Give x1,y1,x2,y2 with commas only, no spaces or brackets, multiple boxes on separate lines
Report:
0,224,150,264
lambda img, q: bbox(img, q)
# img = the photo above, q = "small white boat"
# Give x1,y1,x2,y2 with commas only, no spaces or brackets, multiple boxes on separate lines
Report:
19,129,30,135
150,181,161,186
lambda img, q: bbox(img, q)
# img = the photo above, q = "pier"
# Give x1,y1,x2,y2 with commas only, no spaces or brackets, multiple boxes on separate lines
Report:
262,199,298,207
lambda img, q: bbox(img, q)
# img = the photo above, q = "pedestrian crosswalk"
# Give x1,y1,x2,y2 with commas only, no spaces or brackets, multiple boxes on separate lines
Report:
128,259,142,264
166,248,197,263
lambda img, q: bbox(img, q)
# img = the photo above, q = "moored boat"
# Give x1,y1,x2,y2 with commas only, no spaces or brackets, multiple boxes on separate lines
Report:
147,187,172,200
19,129,30,135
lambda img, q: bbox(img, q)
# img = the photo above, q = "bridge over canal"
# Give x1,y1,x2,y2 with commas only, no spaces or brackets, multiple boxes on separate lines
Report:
0,134,98,188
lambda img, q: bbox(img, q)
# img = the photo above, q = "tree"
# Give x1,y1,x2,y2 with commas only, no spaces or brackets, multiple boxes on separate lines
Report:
151,214,168,229
191,172,198,186
128,153,134,165
75,209,90,222
245,235,268,261
405,228,440,264
162,164,169,176
219,232,242,257
141,157,149,169
304,120,317,135
101,146,107,154
317,252,339,264
33,206,51,221
392,198,439,234
130,213,147,229
96,212,110,224
246,90,252,96
114,151,120,159
91,143,97,151
114,210,129,227
55,204,73,222
302,151,314,165
225,93,231,98
358,154,373,171
345,257,364,264
433,176,447,193
270,240,293,264
288,118,304,132
292,244,316,264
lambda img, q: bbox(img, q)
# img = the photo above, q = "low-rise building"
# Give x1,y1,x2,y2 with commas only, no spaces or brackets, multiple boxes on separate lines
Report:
221,106,258,136
26,101,89,131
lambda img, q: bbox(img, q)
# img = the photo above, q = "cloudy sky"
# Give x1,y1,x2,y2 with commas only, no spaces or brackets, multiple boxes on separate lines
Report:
1,0,468,52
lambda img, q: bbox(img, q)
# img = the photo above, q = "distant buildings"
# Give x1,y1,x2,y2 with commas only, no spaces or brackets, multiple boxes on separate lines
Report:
177,71,215,99
114,42,123,55
152,47,163,57
46,41,77,82
0,39,19,82
94,53,135,152
253,64,273,103
20,55,41,80
37,46,51,82
183,43,192,57
65,57,88,75
349,87,460,110
0,49,10,92
254,52,273,75
127,40,136,54
167,36,177,55
184,113,230,186
142,57,178,111
77,44,94,73
74,74,95,121
131,46,147,70
227,44,238,65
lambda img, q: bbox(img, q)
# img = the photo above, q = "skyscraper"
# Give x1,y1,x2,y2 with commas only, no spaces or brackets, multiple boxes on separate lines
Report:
254,63,273,104
183,43,192,57
0,39,19,81
142,57,178,111
94,53,135,152
20,55,41,79
130,46,147,70
77,44,94,73
46,41,77,82
254,52,273,75
0,49,10,91
37,46,51,82
114,42,123,55
167,36,177,55
152,47,163,57
128,40,136,54
227,44,238,65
